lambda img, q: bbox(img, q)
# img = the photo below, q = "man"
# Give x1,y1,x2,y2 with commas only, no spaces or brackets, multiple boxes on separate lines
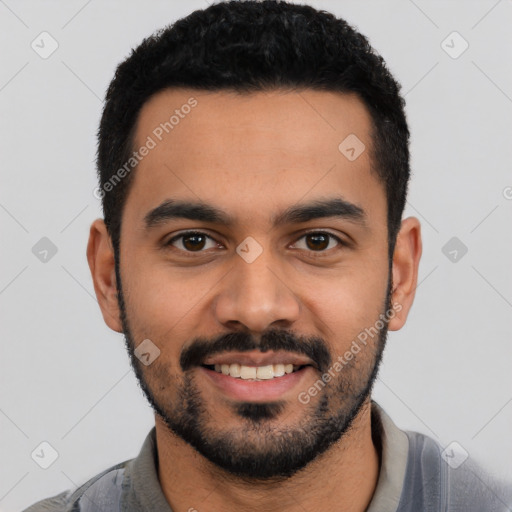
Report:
24,1,511,511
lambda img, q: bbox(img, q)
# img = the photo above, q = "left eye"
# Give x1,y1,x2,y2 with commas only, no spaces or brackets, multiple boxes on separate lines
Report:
292,232,342,252
165,231,342,253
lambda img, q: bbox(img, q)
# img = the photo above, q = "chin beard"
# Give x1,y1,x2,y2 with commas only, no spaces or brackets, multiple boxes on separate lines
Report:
165,372,379,481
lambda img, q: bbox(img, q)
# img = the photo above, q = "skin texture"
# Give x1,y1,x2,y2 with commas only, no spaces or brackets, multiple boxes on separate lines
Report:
87,89,422,512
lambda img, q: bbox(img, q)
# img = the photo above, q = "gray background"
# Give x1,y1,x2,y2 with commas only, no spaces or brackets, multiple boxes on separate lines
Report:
1,0,511,510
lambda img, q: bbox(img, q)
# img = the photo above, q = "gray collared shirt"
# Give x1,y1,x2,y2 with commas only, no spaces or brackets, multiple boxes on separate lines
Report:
23,401,512,511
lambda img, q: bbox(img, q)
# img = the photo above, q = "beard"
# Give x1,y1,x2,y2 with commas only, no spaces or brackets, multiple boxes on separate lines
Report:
115,261,392,481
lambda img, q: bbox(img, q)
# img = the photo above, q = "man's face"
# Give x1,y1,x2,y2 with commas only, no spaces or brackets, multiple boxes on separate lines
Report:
116,89,392,479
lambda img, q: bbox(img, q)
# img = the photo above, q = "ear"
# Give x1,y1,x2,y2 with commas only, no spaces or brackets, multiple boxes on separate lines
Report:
388,217,422,331
86,218,123,333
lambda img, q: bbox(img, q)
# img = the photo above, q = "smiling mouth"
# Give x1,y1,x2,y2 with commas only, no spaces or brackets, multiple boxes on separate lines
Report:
202,363,310,380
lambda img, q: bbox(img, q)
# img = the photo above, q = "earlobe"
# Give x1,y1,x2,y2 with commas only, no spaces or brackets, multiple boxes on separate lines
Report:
388,217,422,331
86,219,124,333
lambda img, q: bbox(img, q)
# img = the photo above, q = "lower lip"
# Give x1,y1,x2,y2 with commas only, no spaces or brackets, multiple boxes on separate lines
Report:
200,366,314,402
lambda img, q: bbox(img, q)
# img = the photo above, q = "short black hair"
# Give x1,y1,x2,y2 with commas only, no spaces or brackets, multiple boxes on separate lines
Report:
96,0,410,263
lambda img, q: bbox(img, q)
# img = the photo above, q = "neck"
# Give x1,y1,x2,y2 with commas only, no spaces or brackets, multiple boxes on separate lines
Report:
156,398,380,512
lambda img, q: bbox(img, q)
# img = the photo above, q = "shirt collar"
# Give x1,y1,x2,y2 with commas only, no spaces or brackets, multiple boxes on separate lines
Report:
366,400,409,512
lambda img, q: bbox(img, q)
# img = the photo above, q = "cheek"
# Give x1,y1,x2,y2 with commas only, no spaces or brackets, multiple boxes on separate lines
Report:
121,258,222,343
305,267,388,347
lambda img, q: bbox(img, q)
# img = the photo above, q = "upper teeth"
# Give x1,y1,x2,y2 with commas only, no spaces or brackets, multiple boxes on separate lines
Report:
213,363,299,380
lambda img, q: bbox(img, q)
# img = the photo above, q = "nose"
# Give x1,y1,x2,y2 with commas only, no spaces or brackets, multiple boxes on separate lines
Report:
214,244,301,333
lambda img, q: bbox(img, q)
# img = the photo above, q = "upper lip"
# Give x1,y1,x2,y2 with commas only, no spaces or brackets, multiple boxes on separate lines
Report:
202,350,317,369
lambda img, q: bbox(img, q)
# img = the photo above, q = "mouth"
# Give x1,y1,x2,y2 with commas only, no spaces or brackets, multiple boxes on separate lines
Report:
199,351,317,402
202,363,310,381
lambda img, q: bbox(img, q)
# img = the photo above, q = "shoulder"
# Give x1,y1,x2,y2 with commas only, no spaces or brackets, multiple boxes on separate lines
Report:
22,460,132,512
22,489,75,512
399,430,512,512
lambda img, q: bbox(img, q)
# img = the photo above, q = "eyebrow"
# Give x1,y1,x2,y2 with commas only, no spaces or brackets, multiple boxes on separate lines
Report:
143,197,367,231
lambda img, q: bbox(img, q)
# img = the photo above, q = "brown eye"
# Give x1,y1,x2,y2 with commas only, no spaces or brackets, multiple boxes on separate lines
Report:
167,231,216,252
293,232,342,252
305,233,329,251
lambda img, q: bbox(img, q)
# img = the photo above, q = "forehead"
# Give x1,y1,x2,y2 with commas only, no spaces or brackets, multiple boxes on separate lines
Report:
124,88,386,232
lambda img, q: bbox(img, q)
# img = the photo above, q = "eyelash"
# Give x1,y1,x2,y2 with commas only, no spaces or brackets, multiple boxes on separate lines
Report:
164,230,346,257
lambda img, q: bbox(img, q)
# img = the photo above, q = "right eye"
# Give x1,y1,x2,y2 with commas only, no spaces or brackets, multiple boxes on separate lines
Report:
165,231,222,253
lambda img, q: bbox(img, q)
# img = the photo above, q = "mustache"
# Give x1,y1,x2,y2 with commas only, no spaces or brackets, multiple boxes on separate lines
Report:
180,328,331,373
